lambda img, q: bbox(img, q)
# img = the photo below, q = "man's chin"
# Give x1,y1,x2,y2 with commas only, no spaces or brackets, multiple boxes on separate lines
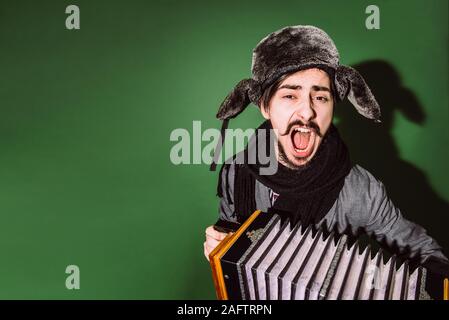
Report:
277,141,319,169
278,149,312,169
286,155,312,168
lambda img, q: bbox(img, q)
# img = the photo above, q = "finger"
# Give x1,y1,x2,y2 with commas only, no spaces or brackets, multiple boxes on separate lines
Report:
204,242,210,261
205,226,221,239
206,237,220,250
205,238,220,251
216,232,228,241
205,243,216,256
204,241,218,254
205,232,223,243
205,226,227,241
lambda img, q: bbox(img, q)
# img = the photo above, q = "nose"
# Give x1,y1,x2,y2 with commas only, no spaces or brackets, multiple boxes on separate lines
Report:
295,97,316,123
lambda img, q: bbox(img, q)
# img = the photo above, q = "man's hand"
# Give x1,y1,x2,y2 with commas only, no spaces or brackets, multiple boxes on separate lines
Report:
204,225,230,261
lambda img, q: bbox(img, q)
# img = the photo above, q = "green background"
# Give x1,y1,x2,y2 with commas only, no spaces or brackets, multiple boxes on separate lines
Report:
0,0,447,299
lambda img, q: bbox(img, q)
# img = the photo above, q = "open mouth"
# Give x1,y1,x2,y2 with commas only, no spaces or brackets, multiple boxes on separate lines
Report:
290,126,316,158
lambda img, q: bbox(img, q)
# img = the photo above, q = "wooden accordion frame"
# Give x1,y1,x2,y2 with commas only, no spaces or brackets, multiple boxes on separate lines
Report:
209,210,431,300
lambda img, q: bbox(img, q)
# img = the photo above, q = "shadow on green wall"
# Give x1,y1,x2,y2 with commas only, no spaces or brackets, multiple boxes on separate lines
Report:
336,60,449,257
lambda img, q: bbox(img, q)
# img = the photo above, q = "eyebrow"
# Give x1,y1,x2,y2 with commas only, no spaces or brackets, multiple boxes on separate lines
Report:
278,84,331,93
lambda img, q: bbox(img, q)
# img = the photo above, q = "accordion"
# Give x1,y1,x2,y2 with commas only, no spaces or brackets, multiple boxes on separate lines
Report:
209,210,431,300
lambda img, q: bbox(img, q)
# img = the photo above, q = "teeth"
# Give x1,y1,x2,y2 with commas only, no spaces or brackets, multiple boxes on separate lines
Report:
294,127,311,133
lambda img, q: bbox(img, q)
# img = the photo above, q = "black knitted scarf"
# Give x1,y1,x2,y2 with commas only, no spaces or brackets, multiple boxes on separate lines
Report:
218,120,352,227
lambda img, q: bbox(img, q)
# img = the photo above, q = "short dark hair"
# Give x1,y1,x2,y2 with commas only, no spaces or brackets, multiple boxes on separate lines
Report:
259,68,337,112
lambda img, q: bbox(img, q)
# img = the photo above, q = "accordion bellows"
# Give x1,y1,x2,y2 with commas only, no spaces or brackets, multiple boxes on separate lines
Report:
209,211,429,300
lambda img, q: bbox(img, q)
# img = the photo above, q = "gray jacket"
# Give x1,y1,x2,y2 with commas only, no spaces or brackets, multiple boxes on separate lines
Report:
218,162,448,264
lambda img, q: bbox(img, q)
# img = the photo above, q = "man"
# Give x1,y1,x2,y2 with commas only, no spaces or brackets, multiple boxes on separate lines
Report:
203,26,448,298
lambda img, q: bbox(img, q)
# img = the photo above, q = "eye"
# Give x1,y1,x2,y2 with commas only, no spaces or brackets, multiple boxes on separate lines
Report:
283,95,296,100
315,96,329,103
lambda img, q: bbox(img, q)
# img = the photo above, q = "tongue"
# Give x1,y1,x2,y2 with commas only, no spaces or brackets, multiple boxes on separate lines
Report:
293,131,310,150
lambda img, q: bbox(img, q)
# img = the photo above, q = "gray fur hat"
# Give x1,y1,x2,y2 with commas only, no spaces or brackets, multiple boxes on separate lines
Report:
216,25,381,121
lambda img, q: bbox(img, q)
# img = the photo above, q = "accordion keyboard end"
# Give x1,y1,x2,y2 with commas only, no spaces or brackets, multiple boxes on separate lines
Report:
209,210,262,300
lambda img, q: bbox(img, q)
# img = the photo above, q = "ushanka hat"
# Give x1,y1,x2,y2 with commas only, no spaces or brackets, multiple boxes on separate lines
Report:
210,25,381,170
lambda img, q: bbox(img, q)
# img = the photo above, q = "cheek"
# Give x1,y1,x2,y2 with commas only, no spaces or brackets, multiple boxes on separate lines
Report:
315,104,334,128
269,102,293,128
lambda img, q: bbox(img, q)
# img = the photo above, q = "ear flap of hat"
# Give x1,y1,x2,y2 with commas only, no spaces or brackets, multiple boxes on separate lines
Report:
335,65,381,122
216,78,260,120
211,78,260,171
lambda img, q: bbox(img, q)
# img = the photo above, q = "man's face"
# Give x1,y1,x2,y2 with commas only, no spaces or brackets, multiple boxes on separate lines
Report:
261,68,334,168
